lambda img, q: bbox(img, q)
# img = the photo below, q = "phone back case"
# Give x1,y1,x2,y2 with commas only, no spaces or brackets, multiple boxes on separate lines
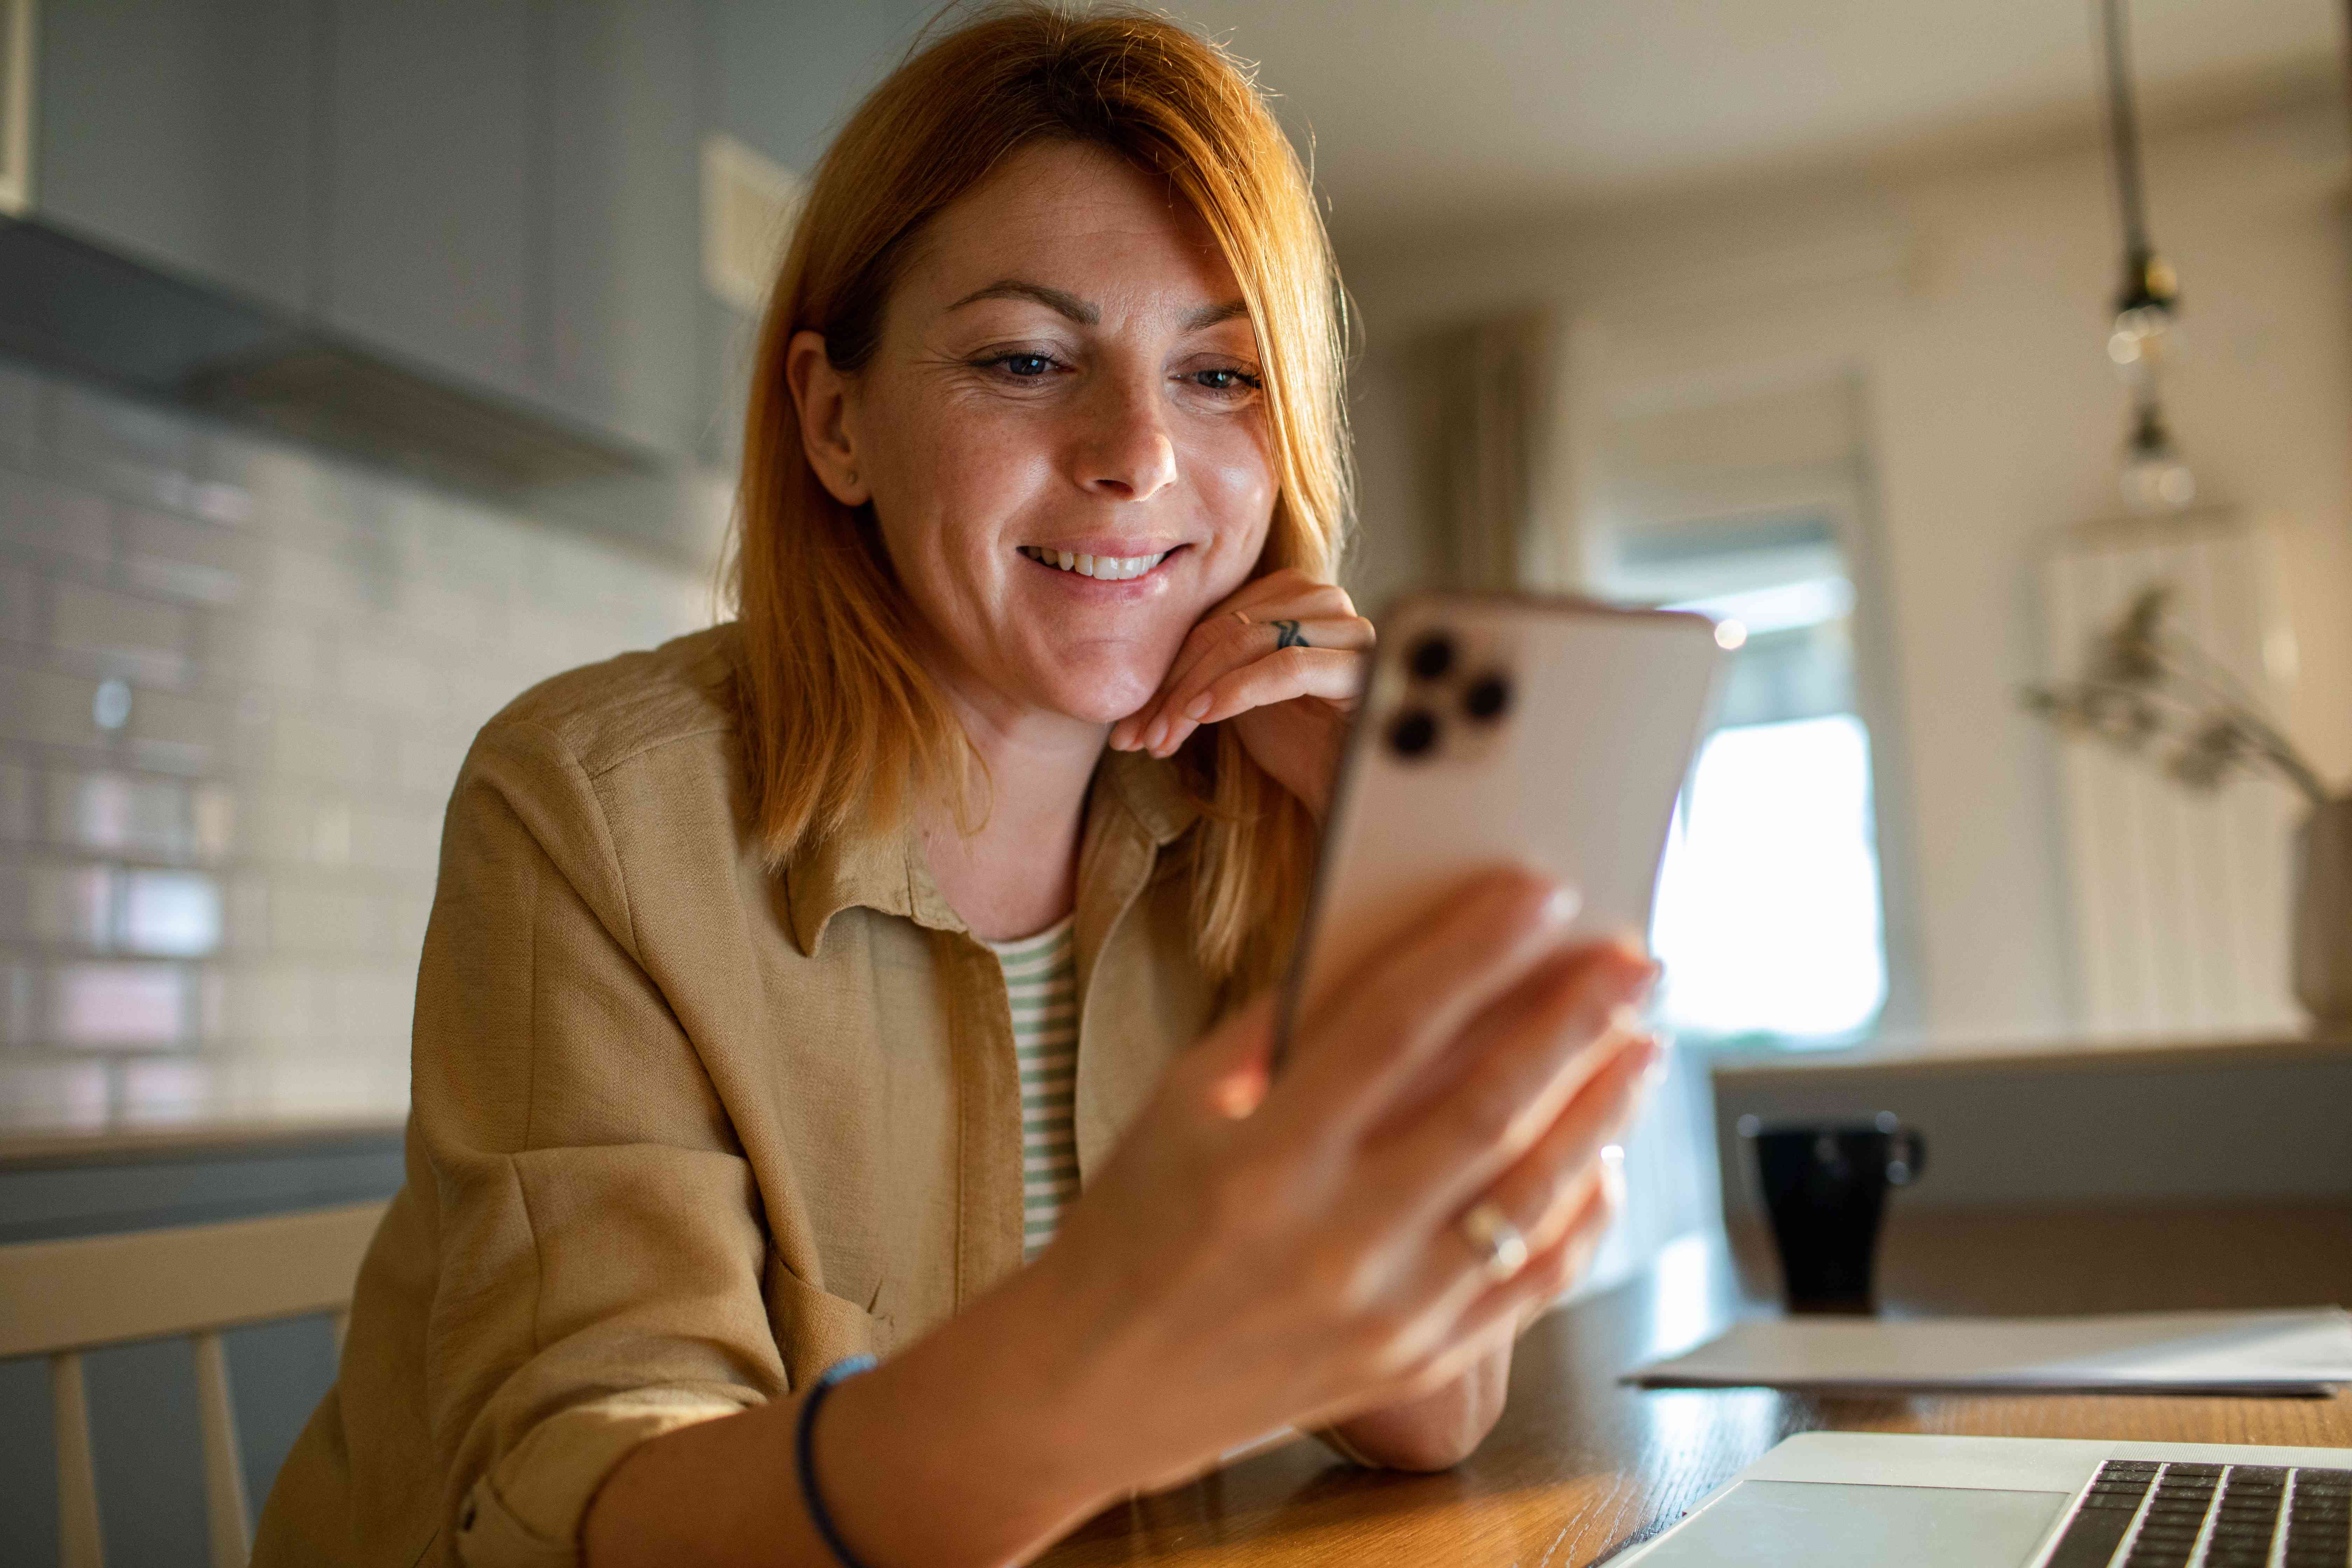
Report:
1287,593,1724,1031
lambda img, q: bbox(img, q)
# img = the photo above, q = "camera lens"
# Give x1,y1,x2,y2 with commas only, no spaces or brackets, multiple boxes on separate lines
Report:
1406,633,1455,681
1387,709,1439,758
1463,673,1511,721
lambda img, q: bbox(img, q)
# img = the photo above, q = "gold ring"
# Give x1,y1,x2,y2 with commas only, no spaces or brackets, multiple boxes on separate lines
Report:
1459,1201,1530,1282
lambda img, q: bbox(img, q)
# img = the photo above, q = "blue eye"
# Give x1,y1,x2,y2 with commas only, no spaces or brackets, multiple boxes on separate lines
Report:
1002,354,1052,377
1191,368,1261,393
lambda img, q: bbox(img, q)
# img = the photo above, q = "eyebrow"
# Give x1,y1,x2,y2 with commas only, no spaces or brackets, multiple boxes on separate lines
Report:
945,279,1251,334
948,280,1098,324
1182,299,1252,331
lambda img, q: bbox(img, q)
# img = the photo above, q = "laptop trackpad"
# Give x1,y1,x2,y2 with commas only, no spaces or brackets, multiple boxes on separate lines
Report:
1633,1479,2072,1567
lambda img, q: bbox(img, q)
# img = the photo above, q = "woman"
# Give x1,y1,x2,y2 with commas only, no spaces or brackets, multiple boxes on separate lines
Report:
255,8,1659,1567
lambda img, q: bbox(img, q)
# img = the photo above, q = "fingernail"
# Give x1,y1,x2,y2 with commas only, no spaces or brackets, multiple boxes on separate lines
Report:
1184,692,1212,720
1146,719,1168,750
1540,886,1582,927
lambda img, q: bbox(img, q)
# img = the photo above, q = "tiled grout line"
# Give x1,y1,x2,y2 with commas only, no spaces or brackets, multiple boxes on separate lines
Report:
1,360,715,1126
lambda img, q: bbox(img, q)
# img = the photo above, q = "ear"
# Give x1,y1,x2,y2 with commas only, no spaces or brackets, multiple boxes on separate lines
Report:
784,329,872,506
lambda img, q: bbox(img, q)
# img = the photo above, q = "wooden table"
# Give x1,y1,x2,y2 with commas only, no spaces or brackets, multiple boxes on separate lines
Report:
1039,1204,2352,1566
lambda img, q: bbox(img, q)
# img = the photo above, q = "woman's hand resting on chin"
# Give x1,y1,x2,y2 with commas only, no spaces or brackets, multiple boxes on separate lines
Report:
1108,567,1374,817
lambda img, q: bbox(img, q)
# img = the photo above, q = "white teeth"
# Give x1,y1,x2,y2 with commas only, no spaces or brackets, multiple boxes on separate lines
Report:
1021,546,1172,580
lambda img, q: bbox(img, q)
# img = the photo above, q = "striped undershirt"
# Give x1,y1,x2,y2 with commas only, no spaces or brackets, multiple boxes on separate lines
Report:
985,916,1080,1260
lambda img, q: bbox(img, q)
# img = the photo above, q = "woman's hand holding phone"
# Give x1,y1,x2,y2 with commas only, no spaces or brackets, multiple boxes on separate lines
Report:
772,870,1654,1568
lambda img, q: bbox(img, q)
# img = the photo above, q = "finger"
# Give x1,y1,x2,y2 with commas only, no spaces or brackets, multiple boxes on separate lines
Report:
1457,1171,1618,1346
1329,1181,1615,1420
1387,1030,1659,1314
1129,616,1371,752
1125,611,1288,751
1111,614,1249,751
1166,994,1278,1124
1476,1035,1656,1262
1114,574,1361,746
1351,950,1654,1238
1262,869,1578,1149
1151,646,1368,757
1172,578,1352,694
1214,567,1357,627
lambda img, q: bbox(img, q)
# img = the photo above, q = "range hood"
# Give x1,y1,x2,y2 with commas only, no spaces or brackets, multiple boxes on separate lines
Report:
0,215,657,498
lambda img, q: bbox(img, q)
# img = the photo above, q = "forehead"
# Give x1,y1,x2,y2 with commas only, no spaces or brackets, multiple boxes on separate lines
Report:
903,140,1242,314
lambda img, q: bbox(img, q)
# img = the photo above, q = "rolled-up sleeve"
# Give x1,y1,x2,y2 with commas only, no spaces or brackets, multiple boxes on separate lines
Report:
412,720,792,1566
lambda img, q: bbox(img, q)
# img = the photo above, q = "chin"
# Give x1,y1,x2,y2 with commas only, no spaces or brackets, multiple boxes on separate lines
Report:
1033,659,1168,728
1063,685,1159,728
1016,628,1188,727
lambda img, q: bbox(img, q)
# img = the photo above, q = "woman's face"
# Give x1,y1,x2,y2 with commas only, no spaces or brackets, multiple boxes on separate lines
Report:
797,141,1278,730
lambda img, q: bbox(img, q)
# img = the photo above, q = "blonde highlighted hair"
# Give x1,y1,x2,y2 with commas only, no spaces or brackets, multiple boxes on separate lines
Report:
729,3,1352,992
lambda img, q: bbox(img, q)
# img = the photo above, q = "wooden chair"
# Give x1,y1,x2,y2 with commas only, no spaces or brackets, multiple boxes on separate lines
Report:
0,1200,389,1568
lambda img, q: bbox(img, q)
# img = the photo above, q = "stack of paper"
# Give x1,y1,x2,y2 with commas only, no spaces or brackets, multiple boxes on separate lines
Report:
1626,1307,2352,1396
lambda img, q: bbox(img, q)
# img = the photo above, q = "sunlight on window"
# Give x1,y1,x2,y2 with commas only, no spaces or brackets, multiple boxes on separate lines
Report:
1650,714,1889,1043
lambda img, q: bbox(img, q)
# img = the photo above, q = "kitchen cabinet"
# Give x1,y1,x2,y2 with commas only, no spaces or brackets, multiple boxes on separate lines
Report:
34,0,316,318
539,0,700,456
321,0,535,408
22,0,926,475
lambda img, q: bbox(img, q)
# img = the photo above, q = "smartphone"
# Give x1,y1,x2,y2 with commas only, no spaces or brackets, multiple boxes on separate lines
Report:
1277,592,1726,1063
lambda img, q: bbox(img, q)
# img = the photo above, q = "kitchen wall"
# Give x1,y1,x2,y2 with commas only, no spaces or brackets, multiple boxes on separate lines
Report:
1710,1043,2352,1217
0,354,717,1135
1339,89,2352,1048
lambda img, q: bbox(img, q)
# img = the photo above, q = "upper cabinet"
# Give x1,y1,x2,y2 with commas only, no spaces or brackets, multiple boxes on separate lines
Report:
321,0,535,408
27,0,704,461
18,0,941,470
34,0,316,317
538,0,699,456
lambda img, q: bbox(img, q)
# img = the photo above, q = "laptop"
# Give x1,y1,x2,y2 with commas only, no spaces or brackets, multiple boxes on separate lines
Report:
1610,1432,2352,1567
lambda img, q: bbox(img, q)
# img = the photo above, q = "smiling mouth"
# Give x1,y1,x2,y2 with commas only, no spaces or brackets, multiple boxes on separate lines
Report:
1017,544,1177,582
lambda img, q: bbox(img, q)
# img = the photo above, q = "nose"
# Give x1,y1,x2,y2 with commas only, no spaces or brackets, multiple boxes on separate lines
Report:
1074,373,1179,502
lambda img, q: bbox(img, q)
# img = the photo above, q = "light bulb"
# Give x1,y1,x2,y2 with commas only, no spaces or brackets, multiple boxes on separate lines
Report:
2119,396,2195,513
2120,453,2196,512
2107,305,2181,378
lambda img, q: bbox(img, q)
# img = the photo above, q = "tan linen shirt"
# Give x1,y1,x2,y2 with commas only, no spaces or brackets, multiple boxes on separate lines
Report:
253,624,1223,1568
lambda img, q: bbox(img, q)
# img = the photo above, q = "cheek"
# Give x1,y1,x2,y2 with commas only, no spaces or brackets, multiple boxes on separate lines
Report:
1185,422,1280,592
920,401,1053,518
867,399,1053,594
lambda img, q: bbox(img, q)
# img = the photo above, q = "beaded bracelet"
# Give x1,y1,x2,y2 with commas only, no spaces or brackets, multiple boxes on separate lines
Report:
795,1354,880,1568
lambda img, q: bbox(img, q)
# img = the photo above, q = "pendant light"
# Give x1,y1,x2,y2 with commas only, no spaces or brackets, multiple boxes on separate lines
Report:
2097,0,2195,511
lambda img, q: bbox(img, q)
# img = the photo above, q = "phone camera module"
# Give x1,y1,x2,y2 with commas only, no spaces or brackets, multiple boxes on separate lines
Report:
1463,673,1512,722
1406,633,1456,681
1387,709,1440,759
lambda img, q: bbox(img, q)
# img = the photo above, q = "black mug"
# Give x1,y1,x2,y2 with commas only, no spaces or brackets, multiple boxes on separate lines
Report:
1740,1112,1926,1315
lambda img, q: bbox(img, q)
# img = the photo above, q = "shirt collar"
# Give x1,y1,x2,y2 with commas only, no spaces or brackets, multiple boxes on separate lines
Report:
783,747,1198,957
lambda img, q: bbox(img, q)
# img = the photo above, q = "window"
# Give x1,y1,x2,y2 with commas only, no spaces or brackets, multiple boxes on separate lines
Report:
1608,514,1890,1047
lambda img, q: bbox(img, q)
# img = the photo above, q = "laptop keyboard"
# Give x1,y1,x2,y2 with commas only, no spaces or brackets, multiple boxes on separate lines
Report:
2044,1460,2352,1568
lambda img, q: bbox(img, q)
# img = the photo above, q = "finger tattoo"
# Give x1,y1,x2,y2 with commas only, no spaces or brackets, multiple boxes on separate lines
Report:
1273,618,1310,649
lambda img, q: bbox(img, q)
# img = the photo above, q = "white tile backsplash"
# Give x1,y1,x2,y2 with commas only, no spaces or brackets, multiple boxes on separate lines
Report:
0,357,717,1131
